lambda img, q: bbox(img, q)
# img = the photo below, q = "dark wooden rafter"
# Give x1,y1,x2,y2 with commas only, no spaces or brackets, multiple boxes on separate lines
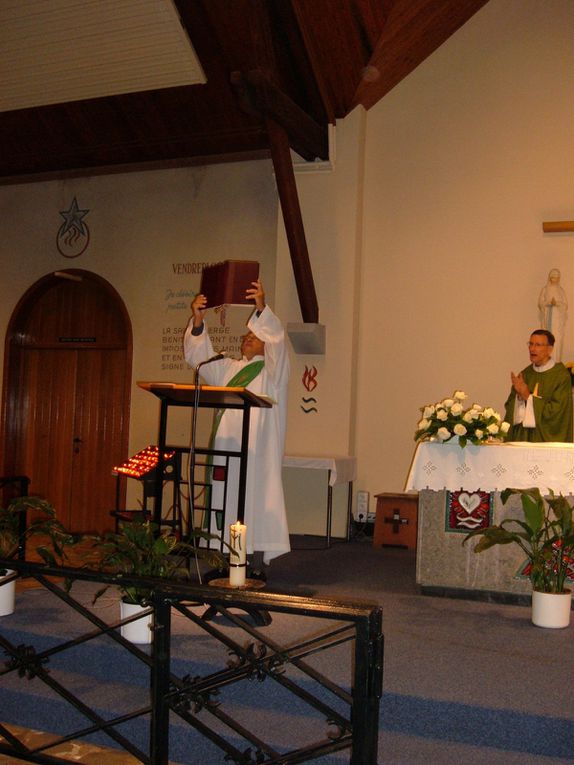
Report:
352,0,490,110
231,66,322,323
230,70,327,161
226,1,323,324
266,117,319,324
0,0,490,182
290,0,387,121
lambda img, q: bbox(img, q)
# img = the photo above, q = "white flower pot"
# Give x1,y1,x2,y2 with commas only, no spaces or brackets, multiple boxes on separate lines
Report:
531,589,572,629
120,600,153,644
0,570,16,617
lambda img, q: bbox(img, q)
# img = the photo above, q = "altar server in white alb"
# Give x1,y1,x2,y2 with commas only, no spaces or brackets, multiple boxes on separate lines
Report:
183,280,290,574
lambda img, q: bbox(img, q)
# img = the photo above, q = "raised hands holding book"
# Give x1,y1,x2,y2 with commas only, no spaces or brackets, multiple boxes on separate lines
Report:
191,279,265,329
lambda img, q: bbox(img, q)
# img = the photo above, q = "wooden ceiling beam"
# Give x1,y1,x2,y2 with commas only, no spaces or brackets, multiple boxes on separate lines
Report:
353,0,490,110
266,116,319,324
231,69,328,161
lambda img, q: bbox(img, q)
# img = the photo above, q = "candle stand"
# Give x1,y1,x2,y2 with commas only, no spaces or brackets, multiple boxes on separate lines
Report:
205,577,270,625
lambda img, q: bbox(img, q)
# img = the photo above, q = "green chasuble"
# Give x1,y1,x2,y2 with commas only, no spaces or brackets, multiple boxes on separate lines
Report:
205,359,265,528
504,362,573,442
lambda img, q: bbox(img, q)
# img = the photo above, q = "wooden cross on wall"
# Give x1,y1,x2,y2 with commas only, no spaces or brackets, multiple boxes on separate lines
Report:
542,220,574,232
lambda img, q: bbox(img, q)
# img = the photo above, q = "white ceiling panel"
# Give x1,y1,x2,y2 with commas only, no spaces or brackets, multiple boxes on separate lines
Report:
0,0,206,113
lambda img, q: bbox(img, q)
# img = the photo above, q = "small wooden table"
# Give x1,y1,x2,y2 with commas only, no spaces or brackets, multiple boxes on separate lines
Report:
373,492,418,549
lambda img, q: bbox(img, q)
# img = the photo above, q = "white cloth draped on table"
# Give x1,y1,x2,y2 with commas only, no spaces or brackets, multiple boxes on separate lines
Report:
405,441,574,494
282,455,357,486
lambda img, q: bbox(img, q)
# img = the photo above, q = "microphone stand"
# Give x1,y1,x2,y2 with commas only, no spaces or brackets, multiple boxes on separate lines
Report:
188,354,224,542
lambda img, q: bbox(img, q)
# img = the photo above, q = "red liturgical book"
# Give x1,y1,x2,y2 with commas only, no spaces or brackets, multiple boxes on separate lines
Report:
200,260,260,308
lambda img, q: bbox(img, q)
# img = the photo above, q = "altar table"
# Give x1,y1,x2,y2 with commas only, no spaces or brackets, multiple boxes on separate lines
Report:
405,442,574,598
283,455,356,547
406,441,574,494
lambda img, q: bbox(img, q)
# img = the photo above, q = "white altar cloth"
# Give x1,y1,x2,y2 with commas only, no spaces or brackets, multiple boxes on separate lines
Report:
283,455,357,486
405,441,574,494
282,455,357,546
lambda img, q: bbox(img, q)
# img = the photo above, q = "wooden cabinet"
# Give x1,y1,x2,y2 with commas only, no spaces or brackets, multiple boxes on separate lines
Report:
373,492,418,549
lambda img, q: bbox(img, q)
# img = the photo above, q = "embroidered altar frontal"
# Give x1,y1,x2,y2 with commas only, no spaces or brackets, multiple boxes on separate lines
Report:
405,441,574,597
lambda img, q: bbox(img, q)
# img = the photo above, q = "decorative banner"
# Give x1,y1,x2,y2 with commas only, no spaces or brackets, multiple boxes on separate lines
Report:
445,490,493,532
56,197,90,258
300,365,318,413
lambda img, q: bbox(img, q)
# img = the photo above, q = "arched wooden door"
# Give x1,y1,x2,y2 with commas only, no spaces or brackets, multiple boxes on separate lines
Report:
1,270,132,534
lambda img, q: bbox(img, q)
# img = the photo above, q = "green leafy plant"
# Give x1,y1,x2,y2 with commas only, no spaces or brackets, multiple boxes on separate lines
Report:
91,517,229,605
464,487,574,593
0,496,76,575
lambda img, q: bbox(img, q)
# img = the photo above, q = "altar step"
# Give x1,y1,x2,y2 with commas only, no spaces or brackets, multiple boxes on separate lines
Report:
0,723,182,764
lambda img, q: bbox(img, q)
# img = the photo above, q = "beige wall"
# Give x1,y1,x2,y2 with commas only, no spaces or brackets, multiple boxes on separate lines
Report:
0,162,278,508
356,0,574,509
277,109,366,535
278,0,574,528
2,0,574,536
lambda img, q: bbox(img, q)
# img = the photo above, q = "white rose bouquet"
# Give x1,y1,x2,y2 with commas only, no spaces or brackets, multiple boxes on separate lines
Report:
414,390,511,448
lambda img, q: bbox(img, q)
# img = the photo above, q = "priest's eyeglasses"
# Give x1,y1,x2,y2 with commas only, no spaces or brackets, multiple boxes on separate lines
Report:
527,341,549,348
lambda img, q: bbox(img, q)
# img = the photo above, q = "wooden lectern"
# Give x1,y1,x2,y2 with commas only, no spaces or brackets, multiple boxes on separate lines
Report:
137,382,272,532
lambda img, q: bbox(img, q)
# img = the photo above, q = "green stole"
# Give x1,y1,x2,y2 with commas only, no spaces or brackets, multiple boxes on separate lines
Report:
206,359,264,528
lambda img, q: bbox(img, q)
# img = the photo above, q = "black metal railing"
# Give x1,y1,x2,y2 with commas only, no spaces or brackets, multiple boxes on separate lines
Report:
0,558,383,764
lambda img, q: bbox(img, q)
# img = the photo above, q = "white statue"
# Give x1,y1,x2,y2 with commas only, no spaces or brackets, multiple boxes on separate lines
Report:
538,268,568,360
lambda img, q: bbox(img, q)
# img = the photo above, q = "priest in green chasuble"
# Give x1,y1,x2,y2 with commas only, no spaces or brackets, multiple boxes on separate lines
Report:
504,329,573,442
184,280,290,576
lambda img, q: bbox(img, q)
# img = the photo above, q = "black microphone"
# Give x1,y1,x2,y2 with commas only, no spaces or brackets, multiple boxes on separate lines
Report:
203,352,225,364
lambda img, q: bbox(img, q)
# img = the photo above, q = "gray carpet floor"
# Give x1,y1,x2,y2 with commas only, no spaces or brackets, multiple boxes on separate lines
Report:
266,535,574,764
1,535,573,764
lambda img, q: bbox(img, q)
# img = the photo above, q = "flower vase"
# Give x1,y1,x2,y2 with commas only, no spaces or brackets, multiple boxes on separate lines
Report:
531,589,572,629
0,570,16,617
120,600,153,644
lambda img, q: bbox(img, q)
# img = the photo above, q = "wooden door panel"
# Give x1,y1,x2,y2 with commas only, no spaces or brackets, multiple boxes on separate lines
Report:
13,349,78,527
71,350,128,533
2,270,132,536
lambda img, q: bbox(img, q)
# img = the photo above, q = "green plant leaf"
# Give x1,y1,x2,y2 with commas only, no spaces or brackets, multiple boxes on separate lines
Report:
547,493,572,535
520,492,544,535
35,546,57,566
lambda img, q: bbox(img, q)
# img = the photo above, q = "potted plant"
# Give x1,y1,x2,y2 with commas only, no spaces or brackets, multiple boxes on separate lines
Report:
91,516,228,643
464,487,574,628
0,496,76,616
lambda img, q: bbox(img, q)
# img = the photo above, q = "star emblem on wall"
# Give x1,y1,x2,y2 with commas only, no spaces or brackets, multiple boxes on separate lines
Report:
56,197,90,258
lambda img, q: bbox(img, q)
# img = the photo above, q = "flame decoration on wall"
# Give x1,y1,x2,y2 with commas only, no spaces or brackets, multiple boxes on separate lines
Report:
301,366,318,413
302,366,318,392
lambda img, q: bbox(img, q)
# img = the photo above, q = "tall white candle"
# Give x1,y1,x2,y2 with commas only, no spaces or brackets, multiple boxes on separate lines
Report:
229,521,247,587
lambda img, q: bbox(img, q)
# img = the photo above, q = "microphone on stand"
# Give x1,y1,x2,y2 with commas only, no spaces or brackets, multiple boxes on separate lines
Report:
204,352,226,364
